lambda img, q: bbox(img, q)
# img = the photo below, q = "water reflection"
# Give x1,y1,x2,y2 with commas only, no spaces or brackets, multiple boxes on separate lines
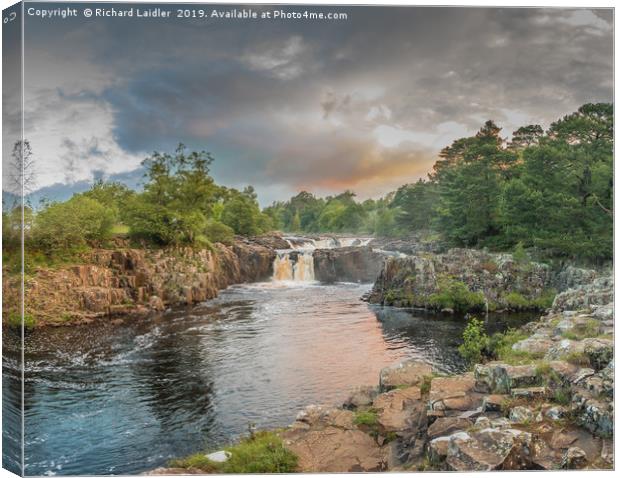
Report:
5,282,535,476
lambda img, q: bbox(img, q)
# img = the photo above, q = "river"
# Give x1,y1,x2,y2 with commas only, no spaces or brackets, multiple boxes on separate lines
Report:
2,244,535,475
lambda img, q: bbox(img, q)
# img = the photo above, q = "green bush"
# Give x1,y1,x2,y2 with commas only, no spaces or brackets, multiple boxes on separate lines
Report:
32,196,114,253
503,292,530,309
169,431,297,473
7,312,36,329
204,219,235,245
428,277,486,312
458,318,489,364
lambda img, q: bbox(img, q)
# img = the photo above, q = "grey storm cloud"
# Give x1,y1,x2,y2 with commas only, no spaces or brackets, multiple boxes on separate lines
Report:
10,5,614,205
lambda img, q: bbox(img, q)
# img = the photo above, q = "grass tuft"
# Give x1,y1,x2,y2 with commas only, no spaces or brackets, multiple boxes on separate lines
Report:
169,431,297,473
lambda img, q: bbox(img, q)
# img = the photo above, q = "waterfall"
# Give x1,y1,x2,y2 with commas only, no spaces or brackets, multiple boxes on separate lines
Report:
272,251,315,282
272,235,370,283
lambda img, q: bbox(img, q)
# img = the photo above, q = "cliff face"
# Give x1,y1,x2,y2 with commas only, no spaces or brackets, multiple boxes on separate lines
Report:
4,238,277,326
313,246,385,283
368,248,553,311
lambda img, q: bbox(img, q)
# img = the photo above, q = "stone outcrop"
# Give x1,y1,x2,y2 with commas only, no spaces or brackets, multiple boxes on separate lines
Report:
552,273,613,312
280,406,387,472
367,248,552,311
313,246,385,283
4,236,278,326
379,358,432,392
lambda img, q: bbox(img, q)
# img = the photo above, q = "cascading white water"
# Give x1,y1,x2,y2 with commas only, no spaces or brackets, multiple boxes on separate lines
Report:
272,251,315,282
272,236,371,282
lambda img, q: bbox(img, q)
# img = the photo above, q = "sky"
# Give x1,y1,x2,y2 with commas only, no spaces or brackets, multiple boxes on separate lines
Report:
3,3,614,206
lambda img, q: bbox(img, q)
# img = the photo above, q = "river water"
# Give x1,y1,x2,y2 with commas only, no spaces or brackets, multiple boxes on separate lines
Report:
3,279,534,476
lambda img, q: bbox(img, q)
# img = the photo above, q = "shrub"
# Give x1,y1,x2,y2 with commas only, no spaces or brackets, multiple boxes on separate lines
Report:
169,431,297,473
503,292,529,309
204,219,235,245
532,289,556,310
458,318,489,364
428,277,486,312
7,312,36,329
32,196,115,252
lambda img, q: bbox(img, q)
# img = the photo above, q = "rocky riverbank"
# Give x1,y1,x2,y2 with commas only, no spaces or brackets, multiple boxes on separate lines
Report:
157,269,613,473
2,235,288,327
367,248,557,312
281,272,613,471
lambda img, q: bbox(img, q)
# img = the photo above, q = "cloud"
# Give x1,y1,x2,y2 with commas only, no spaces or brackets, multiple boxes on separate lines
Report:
16,7,613,206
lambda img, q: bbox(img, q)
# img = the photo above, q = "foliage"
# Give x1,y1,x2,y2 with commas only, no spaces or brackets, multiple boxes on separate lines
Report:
31,196,115,252
78,180,135,223
6,103,612,267
204,219,235,246
169,431,297,473
6,312,36,329
353,409,378,427
428,277,486,312
221,187,273,236
512,242,529,264
500,290,554,311
487,329,537,364
502,292,530,309
458,318,490,364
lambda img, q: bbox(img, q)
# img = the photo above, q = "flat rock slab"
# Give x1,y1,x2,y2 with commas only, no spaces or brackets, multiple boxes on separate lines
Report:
446,428,533,471
430,375,485,413
373,386,425,434
428,417,472,439
282,426,387,472
379,359,432,392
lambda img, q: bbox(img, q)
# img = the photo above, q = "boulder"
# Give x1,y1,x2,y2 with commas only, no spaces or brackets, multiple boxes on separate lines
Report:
282,426,387,472
429,436,451,463
510,387,548,400
562,447,587,469
509,406,535,424
379,359,432,392
582,338,613,370
511,335,553,355
482,394,508,412
571,390,613,438
474,363,539,394
373,386,426,436
429,375,486,413
343,386,378,409
427,417,472,439
445,428,533,471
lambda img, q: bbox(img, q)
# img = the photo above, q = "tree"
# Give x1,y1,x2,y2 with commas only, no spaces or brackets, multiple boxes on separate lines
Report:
124,144,221,245
391,179,437,232
434,121,516,246
509,125,544,150
221,189,269,236
8,140,36,207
